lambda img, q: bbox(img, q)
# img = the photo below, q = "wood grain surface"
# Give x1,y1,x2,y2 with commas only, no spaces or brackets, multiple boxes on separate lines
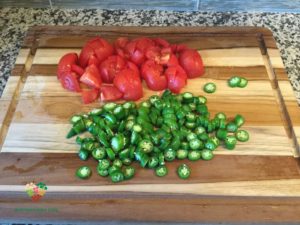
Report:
0,26,300,223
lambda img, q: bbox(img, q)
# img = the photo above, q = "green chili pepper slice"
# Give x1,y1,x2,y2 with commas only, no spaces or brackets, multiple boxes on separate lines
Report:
138,140,153,153
225,135,237,150
205,140,216,151
76,166,92,179
111,134,125,152
164,148,176,162
98,159,110,170
234,114,245,127
78,149,89,161
155,165,168,177
238,77,248,88
110,171,124,183
228,76,241,87
235,130,249,142
148,156,159,168
201,149,214,160
176,149,188,160
203,82,216,93
123,166,135,180
97,169,109,177
92,147,106,160
188,150,201,161
226,122,238,133
177,164,191,179
113,159,123,168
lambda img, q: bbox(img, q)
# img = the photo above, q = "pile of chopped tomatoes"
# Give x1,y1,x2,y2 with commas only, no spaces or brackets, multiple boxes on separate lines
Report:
57,37,204,104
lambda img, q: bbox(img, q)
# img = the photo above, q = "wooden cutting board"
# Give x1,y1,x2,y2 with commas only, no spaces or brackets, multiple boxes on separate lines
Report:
0,26,300,223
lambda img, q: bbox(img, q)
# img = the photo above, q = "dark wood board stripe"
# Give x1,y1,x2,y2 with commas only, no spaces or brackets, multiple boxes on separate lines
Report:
23,26,274,48
0,153,299,186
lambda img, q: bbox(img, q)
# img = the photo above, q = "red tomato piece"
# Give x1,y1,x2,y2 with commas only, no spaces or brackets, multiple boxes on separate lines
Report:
125,61,140,78
79,37,114,68
179,49,204,78
81,89,99,104
100,85,123,102
124,37,155,66
57,53,78,79
60,72,81,92
115,37,129,50
71,64,84,76
99,55,126,83
145,47,178,66
114,68,143,101
80,64,102,89
165,65,187,93
141,60,167,91
88,54,100,66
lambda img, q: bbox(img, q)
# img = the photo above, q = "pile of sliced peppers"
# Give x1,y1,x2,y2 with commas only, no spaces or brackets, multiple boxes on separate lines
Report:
68,89,249,182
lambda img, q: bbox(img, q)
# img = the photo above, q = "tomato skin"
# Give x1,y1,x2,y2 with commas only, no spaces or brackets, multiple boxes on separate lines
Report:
80,64,102,89
165,65,187,93
125,61,140,78
115,37,129,50
88,54,100,66
79,37,114,68
114,68,143,101
81,89,99,104
141,60,167,91
179,49,204,78
145,47,178,66
124,37,155,66
71,64,84,76
100,85,123,102
57,53,78,79
99,55,126,83
60,72,81,92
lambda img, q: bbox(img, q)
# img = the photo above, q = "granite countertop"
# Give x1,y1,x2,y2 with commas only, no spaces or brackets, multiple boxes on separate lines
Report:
0,8,299,103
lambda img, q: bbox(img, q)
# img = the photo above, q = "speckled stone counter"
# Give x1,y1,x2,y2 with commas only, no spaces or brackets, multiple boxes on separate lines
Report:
0,8,299,103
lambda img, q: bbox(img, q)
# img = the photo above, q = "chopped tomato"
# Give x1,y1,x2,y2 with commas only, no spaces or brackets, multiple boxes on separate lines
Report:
57,53,78,79
125,61,140,78
165,65,187,93
99,55,126,83
124,37,155,66
60,72,81,92
141,60,167,91
145,47,178,66
79,37,114,68
179,49,204,78
115,37,129,50
100,85,123,102
81,89,99,104
114,68,143,101
71,64,84,76
88,54,100,66
80,64,102,89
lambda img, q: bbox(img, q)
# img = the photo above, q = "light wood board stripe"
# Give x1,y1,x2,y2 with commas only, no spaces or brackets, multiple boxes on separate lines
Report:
15,48,30,65
1,77,21,100
21,76,275,99
0,179,300,196
1,124,293,156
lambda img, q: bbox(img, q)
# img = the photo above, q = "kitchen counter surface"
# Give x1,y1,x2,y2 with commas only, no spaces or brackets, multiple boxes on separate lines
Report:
0,8,299,103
